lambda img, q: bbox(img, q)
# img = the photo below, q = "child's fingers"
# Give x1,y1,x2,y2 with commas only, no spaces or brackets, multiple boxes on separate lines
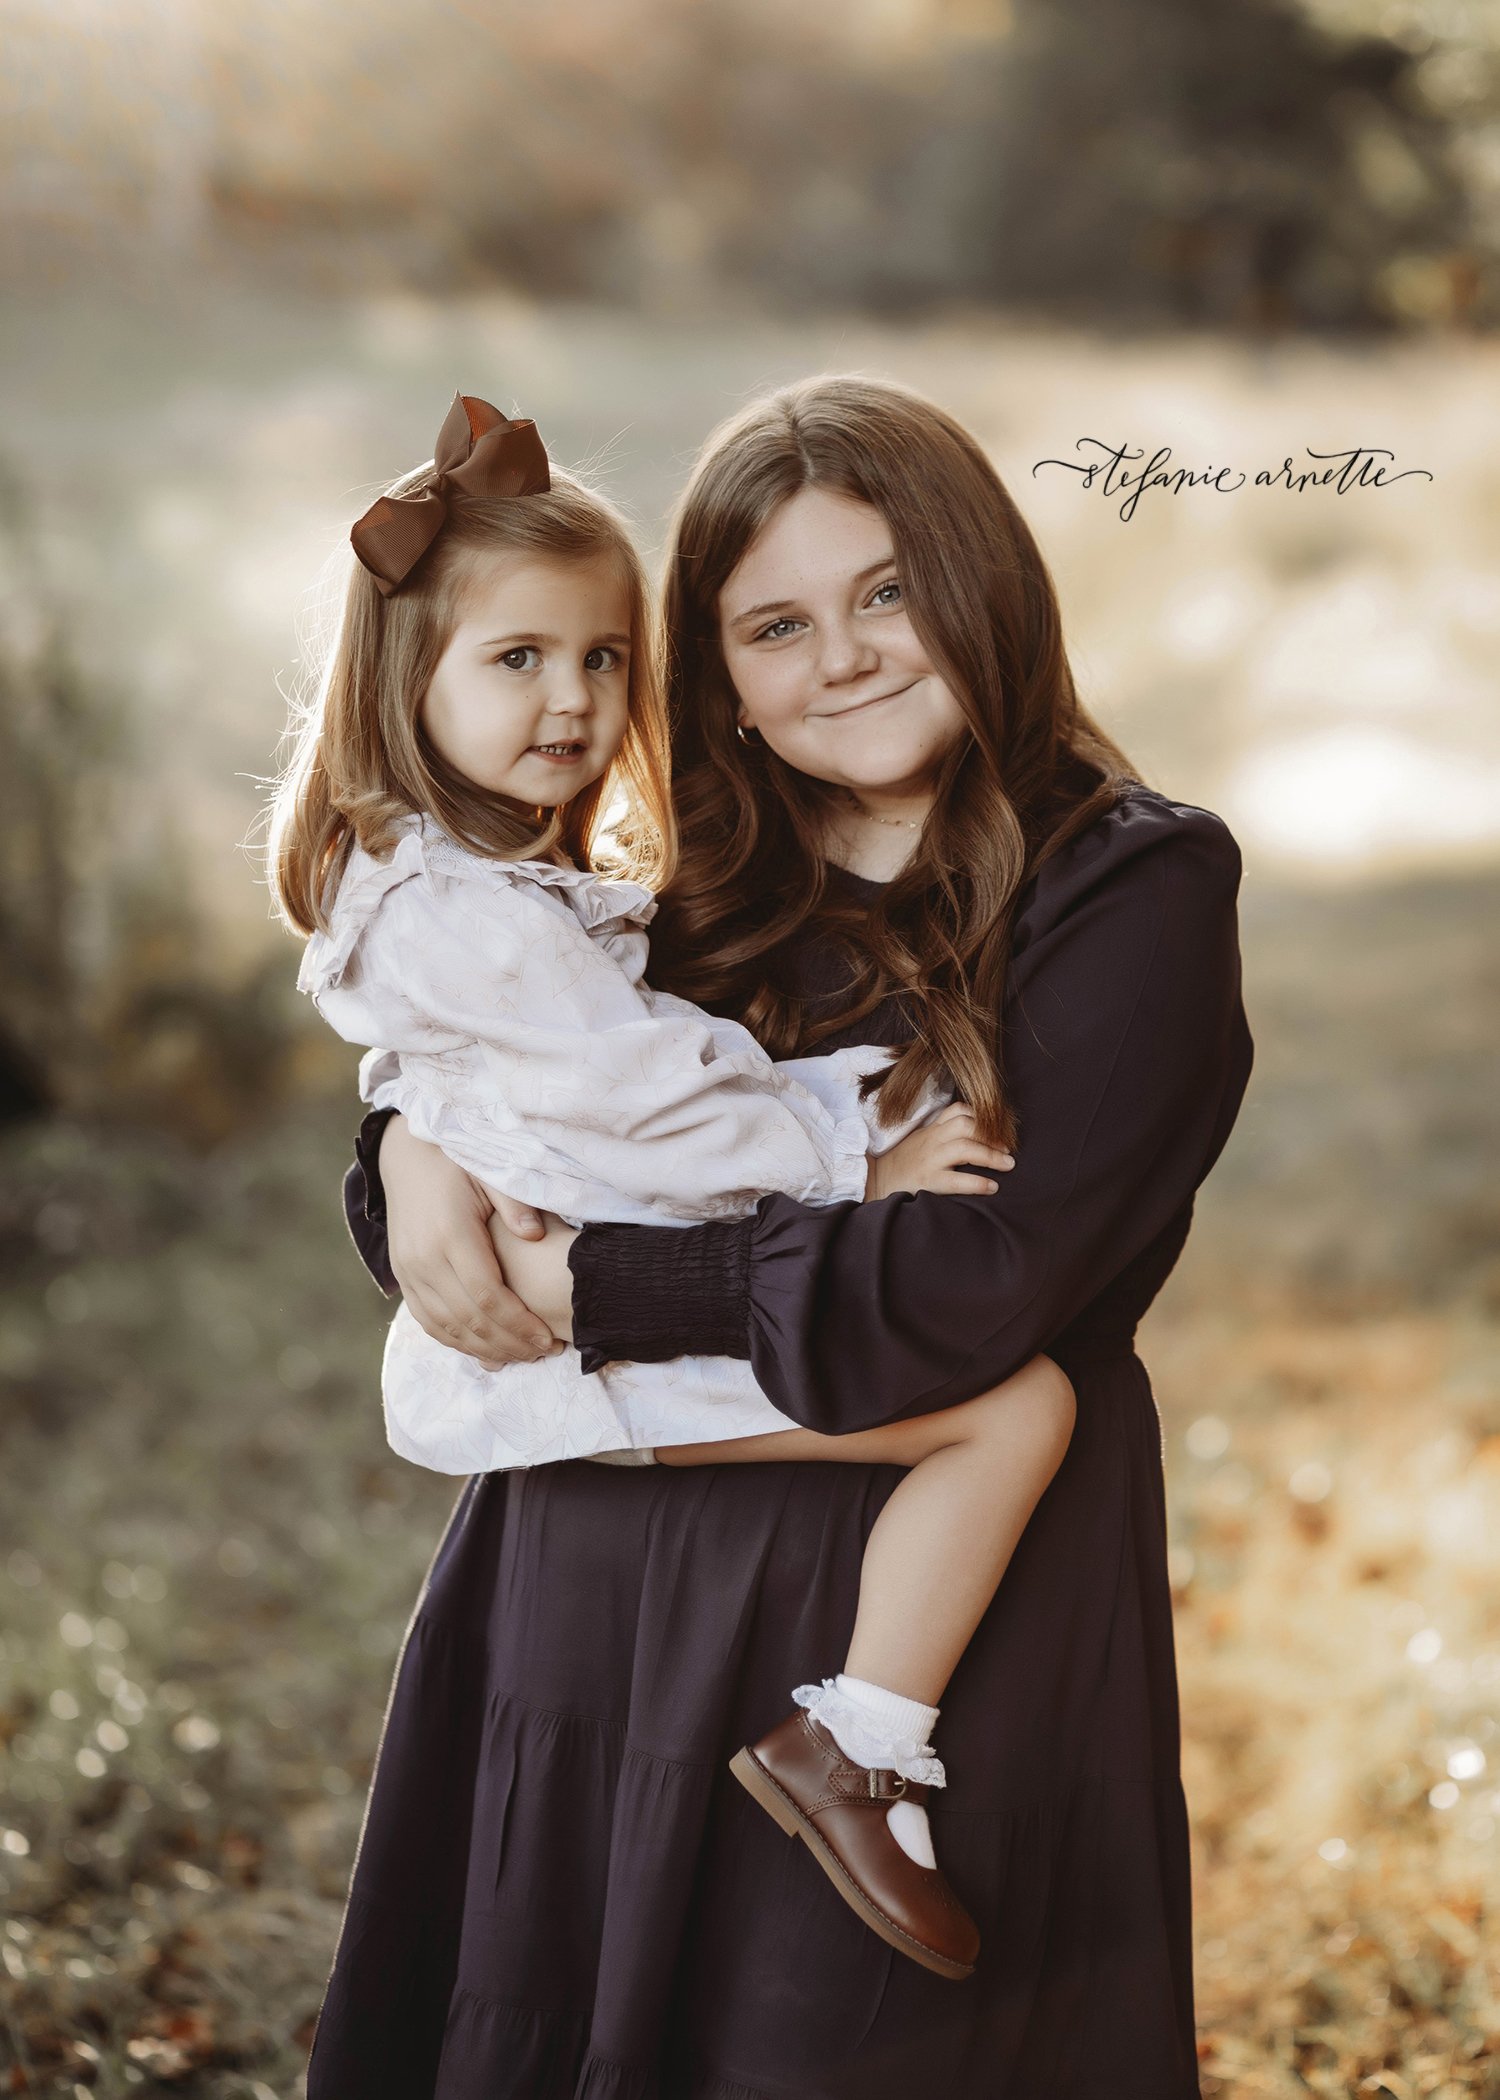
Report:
935,1138,1014,1171
935,1168,1000,1194
930,1103,1012,1160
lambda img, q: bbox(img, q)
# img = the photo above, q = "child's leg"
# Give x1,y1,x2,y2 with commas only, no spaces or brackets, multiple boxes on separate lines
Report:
660,1353,1074,1954
656,1352,1077,1706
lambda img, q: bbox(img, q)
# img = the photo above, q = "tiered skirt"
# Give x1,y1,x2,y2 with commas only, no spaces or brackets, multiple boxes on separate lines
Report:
308,1353,1202,2099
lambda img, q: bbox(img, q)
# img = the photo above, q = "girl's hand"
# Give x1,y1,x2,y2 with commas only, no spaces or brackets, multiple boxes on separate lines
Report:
381,1115,562,1365
864,1103,1015,1202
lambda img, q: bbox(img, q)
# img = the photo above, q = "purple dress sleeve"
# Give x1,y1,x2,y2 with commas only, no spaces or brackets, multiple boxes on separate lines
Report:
345,1106,400,1298
570,791,1254,1433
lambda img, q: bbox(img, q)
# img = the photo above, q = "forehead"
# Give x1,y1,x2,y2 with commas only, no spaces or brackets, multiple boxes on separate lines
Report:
452,548,633,630
721,488,892,612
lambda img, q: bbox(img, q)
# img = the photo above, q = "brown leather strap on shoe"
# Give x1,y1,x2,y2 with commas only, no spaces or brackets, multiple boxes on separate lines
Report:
730,1711,979,1981
808,1757,910,1813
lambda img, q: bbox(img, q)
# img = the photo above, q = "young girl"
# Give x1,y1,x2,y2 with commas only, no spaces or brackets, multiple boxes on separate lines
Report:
271,392,1076,1984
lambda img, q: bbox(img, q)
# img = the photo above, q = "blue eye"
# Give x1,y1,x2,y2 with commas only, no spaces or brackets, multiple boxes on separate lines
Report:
871,579,903,607
755,617,802,642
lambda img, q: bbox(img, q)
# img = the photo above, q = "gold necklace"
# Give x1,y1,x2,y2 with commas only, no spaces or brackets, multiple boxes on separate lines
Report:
843,788,922,831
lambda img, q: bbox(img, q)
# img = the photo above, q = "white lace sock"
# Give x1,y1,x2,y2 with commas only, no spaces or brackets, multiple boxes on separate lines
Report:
791,1673,944,1869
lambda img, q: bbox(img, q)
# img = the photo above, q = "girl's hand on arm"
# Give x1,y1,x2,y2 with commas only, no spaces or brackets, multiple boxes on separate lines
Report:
865,1103,1015,1202
380,1116,562,1365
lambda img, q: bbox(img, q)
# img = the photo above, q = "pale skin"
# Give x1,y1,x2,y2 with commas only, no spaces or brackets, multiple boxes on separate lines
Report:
423,548,633,803
386,490,1077,1712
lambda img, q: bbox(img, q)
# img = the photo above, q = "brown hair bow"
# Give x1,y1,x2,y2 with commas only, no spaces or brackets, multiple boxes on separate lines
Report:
350,391,551,596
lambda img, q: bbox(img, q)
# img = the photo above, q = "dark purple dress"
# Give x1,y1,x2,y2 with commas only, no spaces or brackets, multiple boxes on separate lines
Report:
307,783,1253,2100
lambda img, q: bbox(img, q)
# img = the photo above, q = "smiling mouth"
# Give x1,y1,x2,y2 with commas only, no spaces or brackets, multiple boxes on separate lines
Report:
530,740,588,761
812,680,917,721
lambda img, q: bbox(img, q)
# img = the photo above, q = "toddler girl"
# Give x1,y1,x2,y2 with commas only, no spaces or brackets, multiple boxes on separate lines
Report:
271,393,1075,1981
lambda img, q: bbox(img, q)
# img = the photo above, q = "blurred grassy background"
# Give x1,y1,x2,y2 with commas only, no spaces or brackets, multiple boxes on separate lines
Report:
1,1,1498,2094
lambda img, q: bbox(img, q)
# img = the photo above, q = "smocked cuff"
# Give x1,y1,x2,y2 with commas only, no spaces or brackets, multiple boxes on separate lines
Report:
344,1106,399,1297
569,1219,753,1375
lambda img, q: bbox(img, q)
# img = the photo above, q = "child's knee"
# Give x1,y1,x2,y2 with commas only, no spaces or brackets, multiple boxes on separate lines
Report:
1037,1356,1076,1440
1037,1358,1077,1463
974,1355,1075,1466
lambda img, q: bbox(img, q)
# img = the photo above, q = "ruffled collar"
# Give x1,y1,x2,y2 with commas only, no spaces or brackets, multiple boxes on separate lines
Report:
298,815,657,995
413,817,657,930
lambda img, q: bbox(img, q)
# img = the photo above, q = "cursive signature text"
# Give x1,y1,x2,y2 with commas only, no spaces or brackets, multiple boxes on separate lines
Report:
1032,439,1433,521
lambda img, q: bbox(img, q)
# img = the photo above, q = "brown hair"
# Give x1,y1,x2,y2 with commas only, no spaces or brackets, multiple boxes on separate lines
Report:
269,466,674,937
647,374,1141,1147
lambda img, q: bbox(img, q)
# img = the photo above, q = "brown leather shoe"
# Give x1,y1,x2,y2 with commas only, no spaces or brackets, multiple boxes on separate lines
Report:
730,1709,979,1980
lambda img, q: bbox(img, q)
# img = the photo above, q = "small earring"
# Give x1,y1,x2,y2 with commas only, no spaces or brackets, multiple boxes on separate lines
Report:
735,721,762,746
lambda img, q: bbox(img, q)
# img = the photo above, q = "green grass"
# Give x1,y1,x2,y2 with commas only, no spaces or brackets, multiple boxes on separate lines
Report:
0,1105,456,2095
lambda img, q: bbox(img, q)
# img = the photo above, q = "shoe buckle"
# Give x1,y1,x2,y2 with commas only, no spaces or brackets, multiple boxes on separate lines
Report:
868,1768,906,1800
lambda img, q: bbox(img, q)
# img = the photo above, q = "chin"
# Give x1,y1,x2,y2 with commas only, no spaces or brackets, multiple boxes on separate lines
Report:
840,753,935,791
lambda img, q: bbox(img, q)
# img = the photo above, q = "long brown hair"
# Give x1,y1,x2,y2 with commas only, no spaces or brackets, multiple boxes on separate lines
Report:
648,374,1140,1148
269,467,674,937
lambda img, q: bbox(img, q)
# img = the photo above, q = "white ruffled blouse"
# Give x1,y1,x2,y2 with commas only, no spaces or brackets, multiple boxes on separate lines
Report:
297,816,940,1474
298,815,890,1227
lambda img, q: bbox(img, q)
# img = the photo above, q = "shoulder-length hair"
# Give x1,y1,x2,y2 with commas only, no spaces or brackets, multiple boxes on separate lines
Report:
268,466,674,937
647,374,1141,1147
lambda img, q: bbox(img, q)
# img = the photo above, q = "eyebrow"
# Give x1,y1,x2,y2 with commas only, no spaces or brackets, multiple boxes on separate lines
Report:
726,552,899,631
478,631,632,649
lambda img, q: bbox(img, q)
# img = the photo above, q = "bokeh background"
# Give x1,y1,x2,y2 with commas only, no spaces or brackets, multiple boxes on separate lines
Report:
2,1,1498,2093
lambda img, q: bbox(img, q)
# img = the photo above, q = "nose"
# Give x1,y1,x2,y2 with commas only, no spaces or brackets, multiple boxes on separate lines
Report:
544,665,595,718
815,616,878,686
